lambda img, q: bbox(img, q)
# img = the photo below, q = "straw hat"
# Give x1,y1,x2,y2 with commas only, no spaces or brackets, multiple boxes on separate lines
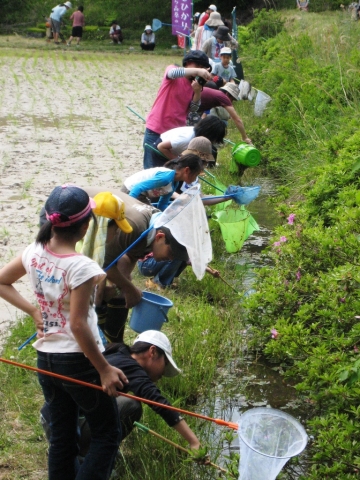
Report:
64,1,72,8
181,137,215,163
220,83,240,101
205,12,224,27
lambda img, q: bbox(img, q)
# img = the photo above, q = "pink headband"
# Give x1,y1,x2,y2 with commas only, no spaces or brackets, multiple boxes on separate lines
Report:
46,199,94,227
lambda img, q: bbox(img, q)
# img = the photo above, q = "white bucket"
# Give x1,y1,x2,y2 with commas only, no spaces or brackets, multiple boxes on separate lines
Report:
254,90,271,116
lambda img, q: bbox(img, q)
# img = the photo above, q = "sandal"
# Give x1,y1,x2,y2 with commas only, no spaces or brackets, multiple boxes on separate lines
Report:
145,279,165,291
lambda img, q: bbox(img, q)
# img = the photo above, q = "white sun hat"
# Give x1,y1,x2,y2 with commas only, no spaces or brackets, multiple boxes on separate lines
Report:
134,330,181,377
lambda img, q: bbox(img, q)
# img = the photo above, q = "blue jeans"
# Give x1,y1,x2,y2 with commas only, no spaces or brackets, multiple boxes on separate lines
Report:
138,256,187,287
143,128,165,169
37,352,121,480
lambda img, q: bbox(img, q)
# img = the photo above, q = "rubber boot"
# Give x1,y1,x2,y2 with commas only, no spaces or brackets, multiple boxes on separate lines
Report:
104,298,129,343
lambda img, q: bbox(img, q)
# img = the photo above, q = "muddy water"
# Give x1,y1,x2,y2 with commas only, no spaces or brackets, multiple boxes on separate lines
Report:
207,176,309,478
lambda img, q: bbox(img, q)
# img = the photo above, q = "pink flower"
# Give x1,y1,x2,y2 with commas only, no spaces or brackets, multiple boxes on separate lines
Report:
273,241,281,247
287,214,296,225
271,329,278,339
296,270,301,281
354,345,359,353
339,297,346,303
280,236,287,242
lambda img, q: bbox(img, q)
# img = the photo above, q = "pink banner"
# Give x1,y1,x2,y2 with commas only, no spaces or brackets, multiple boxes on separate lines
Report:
172,0,192,36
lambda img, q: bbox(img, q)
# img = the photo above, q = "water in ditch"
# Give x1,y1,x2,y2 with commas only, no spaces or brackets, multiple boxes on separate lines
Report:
203,175,309,478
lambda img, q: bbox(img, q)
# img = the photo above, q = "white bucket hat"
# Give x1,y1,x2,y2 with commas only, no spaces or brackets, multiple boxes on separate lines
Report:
205,11,223,27
144,25,152,31
134,330,181,377
64,1,72,8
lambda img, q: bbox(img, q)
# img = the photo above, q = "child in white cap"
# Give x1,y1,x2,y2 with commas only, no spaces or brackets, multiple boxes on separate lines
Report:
211,46,237,86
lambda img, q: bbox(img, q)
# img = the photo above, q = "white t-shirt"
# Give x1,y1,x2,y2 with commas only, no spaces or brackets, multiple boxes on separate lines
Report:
160,126,195,156
22,242,105,353
124,167,174,197
109,25,121,34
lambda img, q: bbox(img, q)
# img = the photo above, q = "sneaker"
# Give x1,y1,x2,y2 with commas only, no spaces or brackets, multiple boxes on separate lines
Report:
67,42,71,46
117,41,122,44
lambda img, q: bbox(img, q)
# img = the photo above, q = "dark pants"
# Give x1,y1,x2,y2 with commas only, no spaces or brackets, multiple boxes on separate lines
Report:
41,397,142,459
143,128,165,169
138,257,187,287
141,42,155,50
37,352,121,480
96,298,129,343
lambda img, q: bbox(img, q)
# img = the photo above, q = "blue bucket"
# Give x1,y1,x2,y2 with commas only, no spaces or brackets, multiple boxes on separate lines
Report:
129,291,173,333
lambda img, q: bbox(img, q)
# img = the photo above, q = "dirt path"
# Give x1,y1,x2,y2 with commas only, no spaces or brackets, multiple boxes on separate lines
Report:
0,43,174,349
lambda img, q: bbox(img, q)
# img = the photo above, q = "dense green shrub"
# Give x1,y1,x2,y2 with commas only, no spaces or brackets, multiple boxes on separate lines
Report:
241,10,360,479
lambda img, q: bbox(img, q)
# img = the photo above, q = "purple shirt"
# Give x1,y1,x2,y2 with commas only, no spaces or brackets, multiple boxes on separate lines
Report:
199,87,232,113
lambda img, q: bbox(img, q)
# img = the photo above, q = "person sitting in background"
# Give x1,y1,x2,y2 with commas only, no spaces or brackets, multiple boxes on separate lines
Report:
41,330,204,460
202,26,238,64
109,20,123,44
296,0,309,10
67,5,85,47
211,47,236,85
121,153,204,211
141,25,156,51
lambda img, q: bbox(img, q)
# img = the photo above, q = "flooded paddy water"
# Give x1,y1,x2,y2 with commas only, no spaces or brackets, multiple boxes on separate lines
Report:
0,48,172,347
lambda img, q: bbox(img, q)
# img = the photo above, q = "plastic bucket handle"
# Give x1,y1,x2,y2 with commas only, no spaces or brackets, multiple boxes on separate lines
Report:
159,307,169,323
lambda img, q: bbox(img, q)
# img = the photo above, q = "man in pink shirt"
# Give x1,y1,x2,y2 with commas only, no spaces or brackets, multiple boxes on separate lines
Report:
67,5,85,46
143,50,212,169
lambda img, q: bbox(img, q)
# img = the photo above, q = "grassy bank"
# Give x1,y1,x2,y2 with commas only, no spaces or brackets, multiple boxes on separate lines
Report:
240,9,360,479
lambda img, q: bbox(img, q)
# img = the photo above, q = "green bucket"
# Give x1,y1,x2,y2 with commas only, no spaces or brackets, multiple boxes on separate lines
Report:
231,142,261,167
